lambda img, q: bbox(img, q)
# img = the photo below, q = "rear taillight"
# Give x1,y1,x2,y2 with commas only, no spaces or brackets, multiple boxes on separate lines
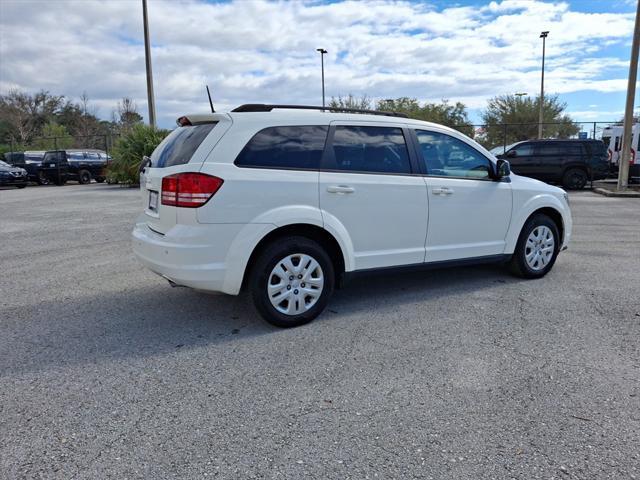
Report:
161,173,223,208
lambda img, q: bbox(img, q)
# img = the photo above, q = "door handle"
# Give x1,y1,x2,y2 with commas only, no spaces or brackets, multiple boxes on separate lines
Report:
327,185,355,194
432,187,453,195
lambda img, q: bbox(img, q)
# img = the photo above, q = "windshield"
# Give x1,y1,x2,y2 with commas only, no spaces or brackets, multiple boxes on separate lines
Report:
489,142,520,155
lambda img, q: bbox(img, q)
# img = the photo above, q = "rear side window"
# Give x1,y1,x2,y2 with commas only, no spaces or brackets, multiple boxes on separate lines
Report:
538,143,582,155
152,123,216,168
235,126,328,170
329,126,411,174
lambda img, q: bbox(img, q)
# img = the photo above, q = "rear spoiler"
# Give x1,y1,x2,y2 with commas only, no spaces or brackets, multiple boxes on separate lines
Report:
176,113,229,126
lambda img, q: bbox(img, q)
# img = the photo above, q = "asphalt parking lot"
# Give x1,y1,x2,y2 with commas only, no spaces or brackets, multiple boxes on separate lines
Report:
0,184,639,479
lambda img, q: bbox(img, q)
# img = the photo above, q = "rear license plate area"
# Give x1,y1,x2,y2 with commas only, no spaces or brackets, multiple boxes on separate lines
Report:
148,190,159,211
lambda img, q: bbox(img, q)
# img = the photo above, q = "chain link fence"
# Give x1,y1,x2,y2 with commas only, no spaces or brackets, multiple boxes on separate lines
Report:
5,133,119,157
451,121,619,154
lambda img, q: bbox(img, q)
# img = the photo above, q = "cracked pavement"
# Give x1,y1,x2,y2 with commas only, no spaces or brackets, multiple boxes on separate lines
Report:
0,184,639,479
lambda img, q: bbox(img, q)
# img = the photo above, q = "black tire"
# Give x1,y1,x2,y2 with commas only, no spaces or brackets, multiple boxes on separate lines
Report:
509,213,560,279
250,236,335,328
78,169,92,184
37,171,50,185
95,176,105,183
562,168,588,190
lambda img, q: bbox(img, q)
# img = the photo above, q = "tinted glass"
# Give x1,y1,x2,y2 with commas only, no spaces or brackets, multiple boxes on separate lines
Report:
235,126,328,169
415,130,490,179
69,152,85,160
152,123,216,168
512,143,534,156
538,144,563,155
330,126,410,174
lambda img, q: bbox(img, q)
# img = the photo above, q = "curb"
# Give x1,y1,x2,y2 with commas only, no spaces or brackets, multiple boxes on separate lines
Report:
592,187,640,198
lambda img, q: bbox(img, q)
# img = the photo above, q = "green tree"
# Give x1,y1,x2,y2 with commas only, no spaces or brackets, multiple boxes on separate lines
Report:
107,124,168,185
328,94,373,110
32,122,73,150
0,89,65,143
376,98,474,137
480,94,579,149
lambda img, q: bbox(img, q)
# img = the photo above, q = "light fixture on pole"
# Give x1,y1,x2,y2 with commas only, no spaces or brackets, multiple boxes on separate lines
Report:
142,0,156,128
515,92,528,97
316,48,327,108
538,31,549,139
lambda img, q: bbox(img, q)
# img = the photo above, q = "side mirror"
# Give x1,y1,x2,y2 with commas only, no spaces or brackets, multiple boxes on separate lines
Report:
506,150,517,158
496,159,511,178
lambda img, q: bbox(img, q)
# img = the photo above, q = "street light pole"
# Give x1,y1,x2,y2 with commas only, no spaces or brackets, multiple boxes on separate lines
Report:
142,0,157,129
316,48,327,108
538,31,549,139
618,0,640,190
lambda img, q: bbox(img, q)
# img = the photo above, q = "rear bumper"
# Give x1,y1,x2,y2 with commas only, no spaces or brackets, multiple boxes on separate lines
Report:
132,216,268,295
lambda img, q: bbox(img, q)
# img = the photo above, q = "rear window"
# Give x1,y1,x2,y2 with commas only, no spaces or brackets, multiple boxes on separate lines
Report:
151,123,216,168
235,126,329,170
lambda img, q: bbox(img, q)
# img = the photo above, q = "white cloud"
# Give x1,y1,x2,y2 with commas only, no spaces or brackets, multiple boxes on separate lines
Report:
0,0,634,126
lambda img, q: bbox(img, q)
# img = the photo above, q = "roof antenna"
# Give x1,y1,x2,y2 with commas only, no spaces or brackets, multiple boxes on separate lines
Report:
206,85,215,113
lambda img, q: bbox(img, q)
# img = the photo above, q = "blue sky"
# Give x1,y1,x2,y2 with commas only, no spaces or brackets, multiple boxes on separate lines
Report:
0,0,635,127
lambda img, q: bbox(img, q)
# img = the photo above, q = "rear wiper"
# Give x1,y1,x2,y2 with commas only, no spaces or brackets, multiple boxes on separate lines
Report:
139,156,152,174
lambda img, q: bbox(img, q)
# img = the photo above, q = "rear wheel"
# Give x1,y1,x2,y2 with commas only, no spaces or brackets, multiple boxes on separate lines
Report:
78,169,92,184
509,214,560,279
562,168,588,190
250,236,334,328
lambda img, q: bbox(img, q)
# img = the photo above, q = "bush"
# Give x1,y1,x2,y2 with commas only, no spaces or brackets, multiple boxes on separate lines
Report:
107,124,169,185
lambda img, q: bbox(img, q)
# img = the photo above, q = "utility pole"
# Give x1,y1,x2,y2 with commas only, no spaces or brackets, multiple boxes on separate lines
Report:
618,0,640,190
538,31,549,139
142,0,156,128
316,48,327,108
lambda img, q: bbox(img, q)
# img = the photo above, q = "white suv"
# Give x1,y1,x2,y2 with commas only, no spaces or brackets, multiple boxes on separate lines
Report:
133,104,572,327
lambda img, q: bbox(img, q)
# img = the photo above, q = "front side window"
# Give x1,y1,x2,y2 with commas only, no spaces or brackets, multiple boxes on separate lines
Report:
415,130,491,179
235,125,328,169
512,143,534,156
329,126,411,174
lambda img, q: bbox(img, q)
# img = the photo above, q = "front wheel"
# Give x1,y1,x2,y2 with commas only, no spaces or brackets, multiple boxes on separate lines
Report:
562,168,588,190
509,214,560,279
250,236,334,328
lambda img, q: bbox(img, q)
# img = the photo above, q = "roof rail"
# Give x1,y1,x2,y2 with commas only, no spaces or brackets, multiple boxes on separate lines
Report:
231,103,409,118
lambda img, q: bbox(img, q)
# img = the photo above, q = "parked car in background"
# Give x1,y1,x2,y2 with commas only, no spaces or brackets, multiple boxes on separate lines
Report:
40,149,111,185
133,104,572,328
3,151,48,183
0,160,28,188
496,139,609,189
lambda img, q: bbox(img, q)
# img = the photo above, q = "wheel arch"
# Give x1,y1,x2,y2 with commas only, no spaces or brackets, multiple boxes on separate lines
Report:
241,224,347,290
505,194,568,253
529,207,564,245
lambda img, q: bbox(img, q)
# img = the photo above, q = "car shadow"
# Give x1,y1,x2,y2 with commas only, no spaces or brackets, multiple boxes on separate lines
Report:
1,263,518,376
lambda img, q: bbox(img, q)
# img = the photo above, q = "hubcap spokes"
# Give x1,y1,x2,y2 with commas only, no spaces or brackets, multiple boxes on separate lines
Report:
524,226,555,271
268,253,324,315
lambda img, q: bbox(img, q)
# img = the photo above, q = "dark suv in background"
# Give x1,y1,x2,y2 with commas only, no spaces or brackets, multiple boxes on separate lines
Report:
40,149,111,185
496,139,608,189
